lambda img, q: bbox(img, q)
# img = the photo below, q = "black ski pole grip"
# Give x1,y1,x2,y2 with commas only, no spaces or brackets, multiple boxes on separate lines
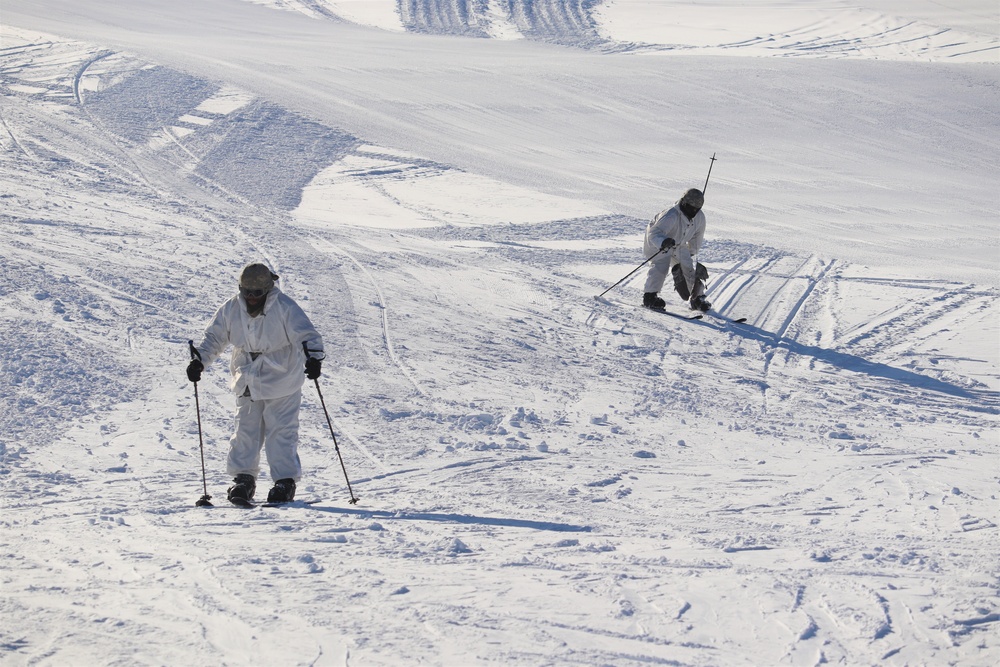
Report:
188,340,202,361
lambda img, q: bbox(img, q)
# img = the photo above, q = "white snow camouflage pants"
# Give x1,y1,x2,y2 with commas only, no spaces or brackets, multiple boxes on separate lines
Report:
643,254,706,299
227,390,302,482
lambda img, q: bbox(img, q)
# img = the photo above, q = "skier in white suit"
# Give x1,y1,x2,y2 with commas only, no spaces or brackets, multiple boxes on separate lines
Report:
642,188,711,312
186,263,324,505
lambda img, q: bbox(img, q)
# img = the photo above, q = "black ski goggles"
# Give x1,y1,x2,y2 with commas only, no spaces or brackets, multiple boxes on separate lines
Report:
241,287,269,299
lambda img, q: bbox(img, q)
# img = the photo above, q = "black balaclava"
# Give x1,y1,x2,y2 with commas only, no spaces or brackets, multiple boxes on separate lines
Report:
239,263,277,317
679,188,704,220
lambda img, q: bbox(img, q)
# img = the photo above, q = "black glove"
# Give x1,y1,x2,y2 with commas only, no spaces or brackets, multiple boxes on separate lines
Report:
660,238,676,251
305,356,322,380
186,359,204,383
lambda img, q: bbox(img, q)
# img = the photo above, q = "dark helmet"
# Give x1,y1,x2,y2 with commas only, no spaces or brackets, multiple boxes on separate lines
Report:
239,263,278,291
680,188,704,209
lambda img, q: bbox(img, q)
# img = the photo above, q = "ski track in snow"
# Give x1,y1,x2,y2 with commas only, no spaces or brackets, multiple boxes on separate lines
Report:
1,10,999,667
245,0,1000,60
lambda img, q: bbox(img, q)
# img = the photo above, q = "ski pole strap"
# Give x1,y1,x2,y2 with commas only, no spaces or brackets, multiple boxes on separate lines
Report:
188,340,202,361
302,341,326,360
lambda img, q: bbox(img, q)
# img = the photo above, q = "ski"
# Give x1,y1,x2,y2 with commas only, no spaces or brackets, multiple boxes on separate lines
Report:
260,499,321,508
648,305,749,325
226,498,320,509
706,312,748,325
644,306,703,320
595,295,704,321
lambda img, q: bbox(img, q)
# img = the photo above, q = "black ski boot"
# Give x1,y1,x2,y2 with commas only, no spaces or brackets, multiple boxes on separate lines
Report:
643,292,666,311
690,295,712,312
228,473,256,507
267,478,296,503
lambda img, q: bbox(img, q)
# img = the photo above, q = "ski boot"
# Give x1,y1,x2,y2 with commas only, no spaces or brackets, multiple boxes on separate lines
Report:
267,478,296,504
643,292,666,311
690,295,712,312
227,473,256,507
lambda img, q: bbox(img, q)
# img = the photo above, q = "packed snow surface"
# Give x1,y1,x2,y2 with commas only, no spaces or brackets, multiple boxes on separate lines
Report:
1,1,998,665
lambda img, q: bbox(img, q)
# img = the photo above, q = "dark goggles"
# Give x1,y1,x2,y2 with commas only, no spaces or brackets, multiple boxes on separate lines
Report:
241,287,269,299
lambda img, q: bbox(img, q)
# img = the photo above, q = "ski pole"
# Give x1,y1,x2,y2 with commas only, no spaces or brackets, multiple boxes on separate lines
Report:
303,342,359,505
703,153,717,194
596,248,663,299
189,341,213,507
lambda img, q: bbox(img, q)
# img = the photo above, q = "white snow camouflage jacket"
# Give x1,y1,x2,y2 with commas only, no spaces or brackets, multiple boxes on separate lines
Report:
643,202,707,292
193,287,324,400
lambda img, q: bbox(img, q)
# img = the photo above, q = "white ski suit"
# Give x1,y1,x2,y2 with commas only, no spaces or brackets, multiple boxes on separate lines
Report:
643,203,707,298
193,287,324,482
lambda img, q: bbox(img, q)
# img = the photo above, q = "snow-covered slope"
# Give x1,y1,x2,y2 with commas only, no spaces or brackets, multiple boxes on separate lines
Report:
1,2,998,665
241,0,1000,60
4,0,999,285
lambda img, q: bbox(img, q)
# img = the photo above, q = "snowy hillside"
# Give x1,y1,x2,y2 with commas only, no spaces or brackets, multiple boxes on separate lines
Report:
1,1,998,665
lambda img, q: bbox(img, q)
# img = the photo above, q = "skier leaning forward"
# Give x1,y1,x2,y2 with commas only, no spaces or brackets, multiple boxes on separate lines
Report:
186,263,324,505
642,188,712,313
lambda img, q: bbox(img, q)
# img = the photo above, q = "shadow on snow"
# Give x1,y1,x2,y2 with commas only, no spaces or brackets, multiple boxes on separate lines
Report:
293,504,592,532
713,320,998,410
